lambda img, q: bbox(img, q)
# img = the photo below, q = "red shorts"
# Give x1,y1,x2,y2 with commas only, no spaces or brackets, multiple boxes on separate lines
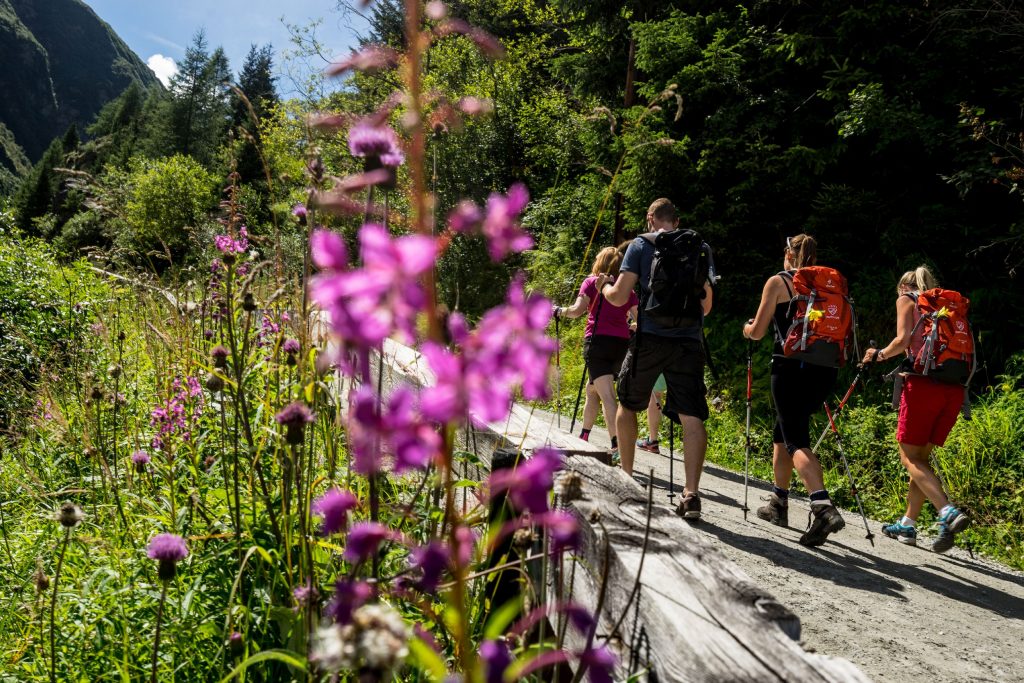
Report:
896,375,964,446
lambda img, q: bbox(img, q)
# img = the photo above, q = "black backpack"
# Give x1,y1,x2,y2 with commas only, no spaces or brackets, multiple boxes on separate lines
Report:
639,229,711,329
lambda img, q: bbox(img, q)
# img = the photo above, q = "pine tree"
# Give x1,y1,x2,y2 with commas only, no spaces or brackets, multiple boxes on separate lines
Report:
13,137,64,235
232,44,277,185
163,31,232,165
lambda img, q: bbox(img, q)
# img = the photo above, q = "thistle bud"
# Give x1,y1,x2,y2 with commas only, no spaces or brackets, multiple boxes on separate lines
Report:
205,373,224,393
107,364,122,379
90,386,104,401
242,293,257,312
58,502,84,529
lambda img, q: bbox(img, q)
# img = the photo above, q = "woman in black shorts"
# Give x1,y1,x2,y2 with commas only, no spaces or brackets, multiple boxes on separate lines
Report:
742,234,845,546
555,247,638,451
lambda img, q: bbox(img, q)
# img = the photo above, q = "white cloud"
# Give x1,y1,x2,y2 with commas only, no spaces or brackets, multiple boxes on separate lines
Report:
147,54,178,87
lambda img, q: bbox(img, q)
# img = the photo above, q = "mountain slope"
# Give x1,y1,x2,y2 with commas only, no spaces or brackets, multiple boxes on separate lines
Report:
0,0,158,179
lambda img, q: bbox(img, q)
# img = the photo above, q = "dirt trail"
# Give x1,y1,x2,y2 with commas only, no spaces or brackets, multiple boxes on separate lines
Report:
533,410,1024,682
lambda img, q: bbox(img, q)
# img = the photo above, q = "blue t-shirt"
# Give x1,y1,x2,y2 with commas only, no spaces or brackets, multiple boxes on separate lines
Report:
619,232,716,339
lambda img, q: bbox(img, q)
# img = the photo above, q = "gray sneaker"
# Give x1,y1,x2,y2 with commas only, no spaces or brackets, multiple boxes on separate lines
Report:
799,504,845,547
676,492,701,520
756,494,789,527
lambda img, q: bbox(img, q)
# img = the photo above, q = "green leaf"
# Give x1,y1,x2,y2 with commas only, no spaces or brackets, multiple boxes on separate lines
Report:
484,597,522,640
408,637,448,682
218,649,307,682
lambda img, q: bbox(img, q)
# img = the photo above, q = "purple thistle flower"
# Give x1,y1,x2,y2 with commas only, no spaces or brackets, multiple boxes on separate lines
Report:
447,200,483,234
343,521,394,563
326,44,399,76
293,582,320,610
409,541,449,593
283,338,301,355
488,447,562,515
326,578,373,625
482,183,532,260
479,639,513,683
131,450,151,473
147,533,189,581
276,401,315,445
292,203,307,225
347,386,441,475
311,229,349,270
579,644,616,683
420,278,556,426
347,122,403,164
211,345,230,368
214,226,249,254
310,224,437,350
228,631,244,657
311,488,359,535
538,510,581,554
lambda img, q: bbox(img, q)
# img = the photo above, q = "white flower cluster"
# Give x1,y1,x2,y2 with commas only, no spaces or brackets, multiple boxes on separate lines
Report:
313,603,410,674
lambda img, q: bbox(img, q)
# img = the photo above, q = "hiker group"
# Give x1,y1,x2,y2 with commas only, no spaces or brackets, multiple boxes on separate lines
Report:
553,198,974,552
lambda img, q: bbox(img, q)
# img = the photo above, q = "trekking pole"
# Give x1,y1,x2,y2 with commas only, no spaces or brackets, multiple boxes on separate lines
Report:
668,420,676,503
555,314,561,429
742,340,753,520
569,367,587,435
825,403,875,546
812,340,879,452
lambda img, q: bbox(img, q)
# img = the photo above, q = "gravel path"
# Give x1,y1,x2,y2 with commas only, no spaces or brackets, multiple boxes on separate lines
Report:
539,412,1024,682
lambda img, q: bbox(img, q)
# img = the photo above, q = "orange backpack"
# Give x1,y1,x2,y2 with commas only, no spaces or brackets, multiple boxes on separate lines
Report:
909,288,975,385
779,266,856,367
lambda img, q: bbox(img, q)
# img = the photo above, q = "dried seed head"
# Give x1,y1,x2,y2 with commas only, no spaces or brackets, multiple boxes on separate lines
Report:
58,502,84,529
107,364,122,379
89,385,104,401
559,471,584,503
33,559,50,593
242,292,257,312
512,527,535,551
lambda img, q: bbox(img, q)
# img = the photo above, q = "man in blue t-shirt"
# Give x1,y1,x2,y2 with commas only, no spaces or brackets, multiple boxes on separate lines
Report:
597,198,714,519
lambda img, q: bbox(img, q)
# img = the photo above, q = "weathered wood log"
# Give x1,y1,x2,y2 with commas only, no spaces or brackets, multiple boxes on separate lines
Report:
553,455,870,682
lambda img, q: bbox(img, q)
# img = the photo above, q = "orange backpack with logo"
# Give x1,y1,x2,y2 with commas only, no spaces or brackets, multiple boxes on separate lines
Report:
779,266,856,367
908,288,975,385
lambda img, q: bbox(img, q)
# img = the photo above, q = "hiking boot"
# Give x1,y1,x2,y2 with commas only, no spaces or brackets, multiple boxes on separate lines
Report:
636,437,660,453
932,506,971,554
756,494,788,527
799,504,845,547
676,492,701,520
881,520,918,546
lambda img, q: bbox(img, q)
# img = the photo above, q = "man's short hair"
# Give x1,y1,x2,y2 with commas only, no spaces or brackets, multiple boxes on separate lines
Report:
647,198,677,222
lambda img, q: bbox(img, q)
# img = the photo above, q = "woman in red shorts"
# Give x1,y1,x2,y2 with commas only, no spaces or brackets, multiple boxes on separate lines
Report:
555,247,638,454
863,266,970,553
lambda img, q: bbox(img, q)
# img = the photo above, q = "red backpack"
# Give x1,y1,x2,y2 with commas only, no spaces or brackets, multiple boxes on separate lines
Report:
908,288,975,385
779,266,856,367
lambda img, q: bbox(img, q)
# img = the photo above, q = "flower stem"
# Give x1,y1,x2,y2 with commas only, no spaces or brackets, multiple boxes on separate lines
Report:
49,527,70,683
150,581,168,683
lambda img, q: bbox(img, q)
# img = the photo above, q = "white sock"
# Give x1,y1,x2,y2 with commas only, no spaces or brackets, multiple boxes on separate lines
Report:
939,504,955,517
900,516,916,528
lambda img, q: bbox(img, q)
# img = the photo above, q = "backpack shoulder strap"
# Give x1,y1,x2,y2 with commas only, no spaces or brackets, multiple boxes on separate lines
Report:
776,270,794,298
639,232,658,246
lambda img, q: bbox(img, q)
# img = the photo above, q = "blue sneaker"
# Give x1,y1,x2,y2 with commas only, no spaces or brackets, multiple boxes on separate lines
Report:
933,506,971,554
881,520,918,546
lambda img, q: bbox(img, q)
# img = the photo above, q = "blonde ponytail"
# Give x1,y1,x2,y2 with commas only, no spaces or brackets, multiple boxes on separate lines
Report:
898,265,939,294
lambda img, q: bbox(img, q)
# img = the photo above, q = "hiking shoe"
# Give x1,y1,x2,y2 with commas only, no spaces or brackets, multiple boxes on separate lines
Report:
608,450,620,467
799,504,845,547
636,437,660,453
881,520,918,546
676,492,701,520
932,507,971,554
756,494,789,527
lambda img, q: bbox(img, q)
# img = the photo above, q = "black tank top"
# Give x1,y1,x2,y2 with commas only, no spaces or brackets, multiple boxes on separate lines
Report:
772,271,795,357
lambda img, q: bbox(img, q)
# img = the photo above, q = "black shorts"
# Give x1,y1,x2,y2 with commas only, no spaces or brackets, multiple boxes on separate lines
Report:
770,356,838,453
583,335,630,381
617,334,708,422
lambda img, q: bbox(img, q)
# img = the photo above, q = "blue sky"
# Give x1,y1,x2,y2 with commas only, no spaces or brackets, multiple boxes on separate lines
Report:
81,0,369,94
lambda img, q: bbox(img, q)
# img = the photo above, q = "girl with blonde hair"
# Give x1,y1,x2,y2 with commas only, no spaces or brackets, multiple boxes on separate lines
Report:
555,247,639,452
862,265,970,552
